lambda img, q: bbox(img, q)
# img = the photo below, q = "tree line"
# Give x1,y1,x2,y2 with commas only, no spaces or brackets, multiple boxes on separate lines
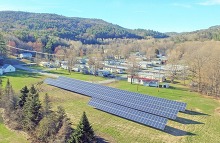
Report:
167,41,220,96
0,79,96,143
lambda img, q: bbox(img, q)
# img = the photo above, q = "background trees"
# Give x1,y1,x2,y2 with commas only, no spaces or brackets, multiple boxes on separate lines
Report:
0,33,7,58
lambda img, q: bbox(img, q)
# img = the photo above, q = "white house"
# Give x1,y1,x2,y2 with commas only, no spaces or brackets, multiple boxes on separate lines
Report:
103,65,127,74
2,64,16,73
127,76,159,87
19,53,32,59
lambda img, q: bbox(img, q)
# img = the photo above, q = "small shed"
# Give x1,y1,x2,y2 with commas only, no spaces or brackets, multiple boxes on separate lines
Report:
19,53,32,59
2,64,16,73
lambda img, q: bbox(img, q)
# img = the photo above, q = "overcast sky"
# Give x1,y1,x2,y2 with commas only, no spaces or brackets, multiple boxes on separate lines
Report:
0,0,220,32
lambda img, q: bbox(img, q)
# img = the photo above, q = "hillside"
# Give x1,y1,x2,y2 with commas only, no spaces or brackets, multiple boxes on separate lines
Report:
0,11,167,44
167,25,220,43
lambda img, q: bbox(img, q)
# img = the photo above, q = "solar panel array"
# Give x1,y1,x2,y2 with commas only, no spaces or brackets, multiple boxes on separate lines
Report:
44,76,187,130
89,98,168,130
57,76,186,112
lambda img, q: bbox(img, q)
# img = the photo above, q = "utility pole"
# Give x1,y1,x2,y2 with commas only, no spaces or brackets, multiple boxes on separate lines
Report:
157,66,161,92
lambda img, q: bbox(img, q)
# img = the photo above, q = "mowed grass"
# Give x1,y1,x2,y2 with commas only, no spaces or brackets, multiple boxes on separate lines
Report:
1,70,220,143
39,80,220,143
47,68,106,82
1,70,45,91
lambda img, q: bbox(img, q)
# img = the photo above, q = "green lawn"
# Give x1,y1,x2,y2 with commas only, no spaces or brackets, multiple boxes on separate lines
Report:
47,68,106,82
1,70,45,91
27,65,46,70
1,70,220,143
39,79,220,143
0,123,29,143
0,111,29,143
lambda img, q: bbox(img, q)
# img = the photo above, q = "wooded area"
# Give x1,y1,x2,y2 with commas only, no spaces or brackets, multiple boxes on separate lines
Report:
0,80,96,143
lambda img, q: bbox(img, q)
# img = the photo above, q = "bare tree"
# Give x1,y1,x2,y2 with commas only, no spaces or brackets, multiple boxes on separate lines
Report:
127,55,140,84
64,46,78,74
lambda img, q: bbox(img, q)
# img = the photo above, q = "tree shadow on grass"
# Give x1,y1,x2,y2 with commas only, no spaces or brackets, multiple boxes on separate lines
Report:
173,116,204,124
163,126,196,136
1,71,42,79
48,71,70,76
183,110,210,116
96,136,109,143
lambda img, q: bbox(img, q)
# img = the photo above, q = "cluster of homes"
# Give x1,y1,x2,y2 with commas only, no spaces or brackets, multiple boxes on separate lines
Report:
0,64,16,75
17,51,185,88
38,52,173,88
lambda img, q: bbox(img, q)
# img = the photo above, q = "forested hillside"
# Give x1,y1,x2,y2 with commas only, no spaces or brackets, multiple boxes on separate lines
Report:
167,25,220,43
0,11,167,44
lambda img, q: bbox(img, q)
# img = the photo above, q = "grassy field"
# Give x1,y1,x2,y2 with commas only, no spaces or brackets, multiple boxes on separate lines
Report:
0,70,45,91
0,70,220,143
47,68,106,82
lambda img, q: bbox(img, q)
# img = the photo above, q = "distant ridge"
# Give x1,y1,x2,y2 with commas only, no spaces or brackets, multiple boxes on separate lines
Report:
0,11,168,44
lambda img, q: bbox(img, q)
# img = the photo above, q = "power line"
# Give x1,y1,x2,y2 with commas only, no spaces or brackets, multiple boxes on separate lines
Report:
6,45,65,57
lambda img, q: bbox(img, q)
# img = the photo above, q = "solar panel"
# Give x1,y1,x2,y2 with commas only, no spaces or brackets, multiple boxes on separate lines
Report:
54,76,186,112
47,78,178,119
53,77,186,111
44,77,186,117
89,98,168,130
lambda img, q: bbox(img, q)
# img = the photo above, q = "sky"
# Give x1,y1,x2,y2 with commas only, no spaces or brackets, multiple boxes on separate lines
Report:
0,0,220,32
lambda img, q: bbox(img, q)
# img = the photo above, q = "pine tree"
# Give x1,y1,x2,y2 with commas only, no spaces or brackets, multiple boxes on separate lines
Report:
18,85,29,108
71,112,95,143
2,79,17,117
5,79,11,96
42,93,52,117
23,85,42,131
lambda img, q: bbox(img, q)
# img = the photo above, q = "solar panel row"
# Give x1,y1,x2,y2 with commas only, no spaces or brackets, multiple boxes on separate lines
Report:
57,76,186,111
45,78,178,119
89,98,168,130
44,76,187,130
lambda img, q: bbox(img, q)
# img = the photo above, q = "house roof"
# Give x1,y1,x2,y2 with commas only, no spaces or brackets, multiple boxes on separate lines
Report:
2,64,10,69
2,64,15,69
127,75,158,82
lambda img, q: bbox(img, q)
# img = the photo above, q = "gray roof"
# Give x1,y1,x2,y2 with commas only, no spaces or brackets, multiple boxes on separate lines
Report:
2,64,10,69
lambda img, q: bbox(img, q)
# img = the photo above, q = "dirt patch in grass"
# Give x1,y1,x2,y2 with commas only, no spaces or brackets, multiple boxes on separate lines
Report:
215,107,220,115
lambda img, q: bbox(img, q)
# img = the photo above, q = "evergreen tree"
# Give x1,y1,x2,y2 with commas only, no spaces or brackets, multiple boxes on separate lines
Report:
1,80,18,119
5,79,11,96
18,85,29,108
23,85,42,131
42,93,52,117
2,79,17,117
71,112,95,143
